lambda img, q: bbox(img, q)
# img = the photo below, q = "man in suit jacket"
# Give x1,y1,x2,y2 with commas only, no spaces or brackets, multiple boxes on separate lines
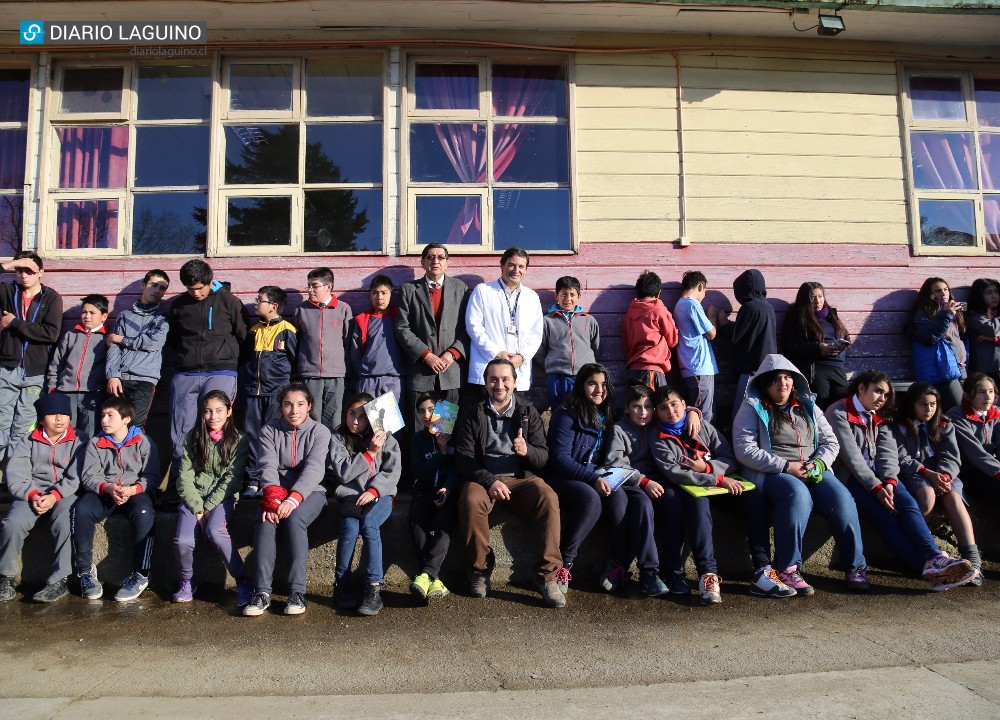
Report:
396,242,470,431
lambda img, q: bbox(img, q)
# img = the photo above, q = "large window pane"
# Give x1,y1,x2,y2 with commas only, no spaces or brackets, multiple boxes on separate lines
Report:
60,67,123,114
986,196,1000,252
132,192,207,254
227,196,291,246
304,189,381,252
306,124,382,183
225,124,298,184
493,124,568,183
976,78,1000,129
0,129,27,189
307,59,382,117
414,64,478,110
494,189,570,251
410,124,485,183
910,132,975,190
137,66,212,120
981,134,1000,192
230,64,293,112
910,76,965,122
136,126,210,187
0,69,30,122
918,198,976,247
493,65,566,118
56,199,119,250
57,127,129,189
0,194,22,256
416,195,481,245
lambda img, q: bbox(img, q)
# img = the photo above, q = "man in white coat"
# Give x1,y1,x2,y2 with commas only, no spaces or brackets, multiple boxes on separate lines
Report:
465,247,544,396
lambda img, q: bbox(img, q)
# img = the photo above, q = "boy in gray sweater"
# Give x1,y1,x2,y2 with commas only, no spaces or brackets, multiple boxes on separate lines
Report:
538,276,600,409
46,294,109,439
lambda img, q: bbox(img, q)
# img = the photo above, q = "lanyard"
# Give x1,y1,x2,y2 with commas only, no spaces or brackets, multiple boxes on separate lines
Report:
498,279,520,336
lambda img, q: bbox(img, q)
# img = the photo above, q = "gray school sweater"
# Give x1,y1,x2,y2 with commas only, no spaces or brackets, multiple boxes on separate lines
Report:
5,427,82,500
293,298,353,379
257,417,332,501
328,432,401,499
538,306,601,377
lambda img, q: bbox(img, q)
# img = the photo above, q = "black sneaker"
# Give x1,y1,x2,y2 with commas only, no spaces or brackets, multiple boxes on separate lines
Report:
284,591,307,616
357,585,383,616
243,591,271,617
33,577,69,603
333,582,359,610
0,575,15,602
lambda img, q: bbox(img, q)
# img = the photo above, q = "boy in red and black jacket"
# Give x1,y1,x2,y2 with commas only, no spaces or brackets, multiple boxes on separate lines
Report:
0,251,63,456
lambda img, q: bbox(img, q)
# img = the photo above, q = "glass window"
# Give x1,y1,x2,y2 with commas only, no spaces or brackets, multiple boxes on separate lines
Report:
0,69,30,123
306,124,382,183
416,195,482,245
493,65,566,118
132,192,207,254
406,58,571,253
307,59,382,117
0,129,27,190
225,124,299,184
230,64,293,112
410,124,485,183
227,196,292,246
0,195,22,256
975,77,1000,128
56,199,119,250
304,189,382,252
494,189,570,250
918,199,976,247
135,126,210,187
910,132,975,190
985,196,1000,252
910,76,965,122
493,124,568,183
980,134,999,192
414,64,479,110
60,67,124,114
57,126,129,189
137,66,211,120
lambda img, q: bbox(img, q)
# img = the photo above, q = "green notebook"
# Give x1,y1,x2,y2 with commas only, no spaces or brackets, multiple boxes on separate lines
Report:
680,478,756,497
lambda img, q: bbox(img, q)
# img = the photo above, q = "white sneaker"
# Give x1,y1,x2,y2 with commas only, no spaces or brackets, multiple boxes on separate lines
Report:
699,573,722,605
750,565,797,598
114,572,149,602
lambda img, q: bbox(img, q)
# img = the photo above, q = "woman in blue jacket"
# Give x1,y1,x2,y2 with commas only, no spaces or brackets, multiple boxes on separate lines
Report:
908,277,967,411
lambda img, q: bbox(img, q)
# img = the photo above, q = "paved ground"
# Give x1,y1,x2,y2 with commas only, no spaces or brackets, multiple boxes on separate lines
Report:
1,565,998,718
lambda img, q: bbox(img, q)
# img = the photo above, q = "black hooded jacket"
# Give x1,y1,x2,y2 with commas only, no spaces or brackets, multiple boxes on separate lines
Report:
731,270,776,375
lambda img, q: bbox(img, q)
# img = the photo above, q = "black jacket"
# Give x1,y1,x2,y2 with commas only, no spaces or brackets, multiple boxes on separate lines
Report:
782,305,850,384
168,285,249,373
0,282,63,376
731,270,776,375
452,395,548,489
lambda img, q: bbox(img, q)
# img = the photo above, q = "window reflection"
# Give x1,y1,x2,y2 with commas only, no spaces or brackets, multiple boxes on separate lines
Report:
0,129,26,190
137,66,211,120
0,194,22,256
0,69,29,122
306,124,382,184
416,195,481,245
910,132,975,190
307,60,382,117
910,76,965,122
132,192,206,255
56,199,119,250
918,199,976,247
414,64,478,110
230,64,293,112
410,124,485,183
225,124,298,184
494,189,570,250
985,197,1000,252
136,126,210,187
60,68,123,114
493,124,568,183
304,189,380,252
227,196,291,246
493,65,566,118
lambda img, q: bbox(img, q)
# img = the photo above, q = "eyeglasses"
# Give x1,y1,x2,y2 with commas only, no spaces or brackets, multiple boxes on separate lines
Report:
306,283,330,290
254,298,274,305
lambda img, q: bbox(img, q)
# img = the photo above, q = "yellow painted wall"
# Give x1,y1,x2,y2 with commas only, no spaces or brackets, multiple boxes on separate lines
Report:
574,48,908,245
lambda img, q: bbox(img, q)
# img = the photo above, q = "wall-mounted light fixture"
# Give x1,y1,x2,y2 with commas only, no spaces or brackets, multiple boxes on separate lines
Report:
817,13,846,36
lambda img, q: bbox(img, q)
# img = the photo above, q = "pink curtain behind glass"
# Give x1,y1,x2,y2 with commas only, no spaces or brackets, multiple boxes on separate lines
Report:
911,133,975,189
58,126,128,189
56,200,118,250
428,66,553,243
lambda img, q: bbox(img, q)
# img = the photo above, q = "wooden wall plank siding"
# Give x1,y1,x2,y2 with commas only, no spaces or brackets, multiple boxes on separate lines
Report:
37,243,999,401
574,48,907,248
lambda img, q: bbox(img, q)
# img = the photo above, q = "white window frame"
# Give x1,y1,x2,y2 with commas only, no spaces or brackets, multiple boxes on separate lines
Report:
901,64,1000,256
0,62,35,253
401,52,576,256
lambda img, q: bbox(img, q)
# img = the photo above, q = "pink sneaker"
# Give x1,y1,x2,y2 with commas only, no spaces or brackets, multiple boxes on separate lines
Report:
922,554,974,590
778,565,815,596
555,567,572,594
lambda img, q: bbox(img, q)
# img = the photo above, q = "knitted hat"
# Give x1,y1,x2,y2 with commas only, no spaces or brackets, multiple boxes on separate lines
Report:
35,392,72,419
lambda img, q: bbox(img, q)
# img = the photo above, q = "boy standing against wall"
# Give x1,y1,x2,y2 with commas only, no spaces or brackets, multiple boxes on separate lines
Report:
674,271,724,424
293,267,352,431
621,270,677,390
46,294,109,439
348,275,405,405
538,275,601,409
0,252,63,456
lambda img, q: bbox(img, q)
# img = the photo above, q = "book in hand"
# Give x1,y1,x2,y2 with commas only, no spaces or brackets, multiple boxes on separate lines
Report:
363,392,405,434
597,467,640,492
680,478,756,497
429,400,459,436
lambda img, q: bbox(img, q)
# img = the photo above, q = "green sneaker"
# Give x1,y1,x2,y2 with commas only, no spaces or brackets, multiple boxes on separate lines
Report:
410,573,432,599
428,577,450,598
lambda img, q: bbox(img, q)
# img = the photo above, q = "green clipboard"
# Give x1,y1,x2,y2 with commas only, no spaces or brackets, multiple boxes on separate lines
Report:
680,478,756,497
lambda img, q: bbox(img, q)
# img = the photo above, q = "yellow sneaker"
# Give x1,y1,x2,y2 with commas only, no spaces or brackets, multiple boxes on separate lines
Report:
428,577,450,598
410,573,432,599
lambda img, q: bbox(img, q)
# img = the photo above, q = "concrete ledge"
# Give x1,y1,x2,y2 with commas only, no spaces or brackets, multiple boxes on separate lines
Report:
4,489,998,594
